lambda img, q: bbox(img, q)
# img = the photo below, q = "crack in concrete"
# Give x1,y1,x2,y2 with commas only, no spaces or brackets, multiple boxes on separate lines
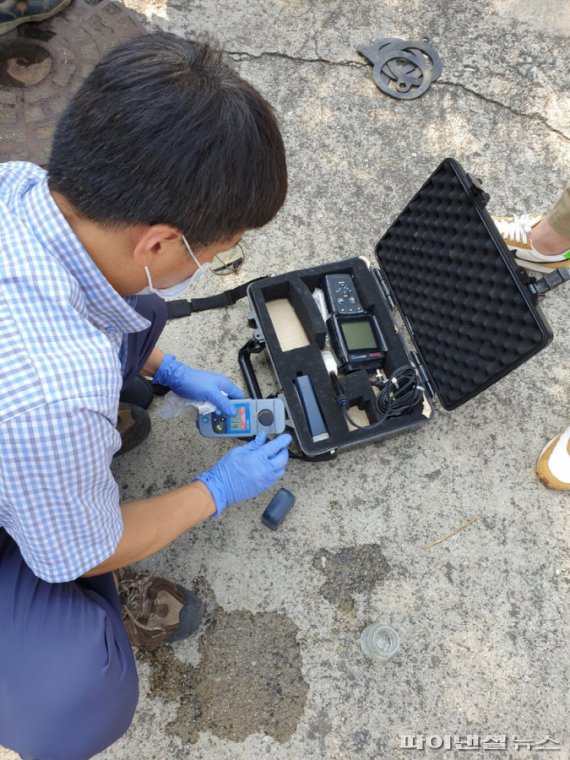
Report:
437,79,570,142
226,50,569,142
226,49,365,70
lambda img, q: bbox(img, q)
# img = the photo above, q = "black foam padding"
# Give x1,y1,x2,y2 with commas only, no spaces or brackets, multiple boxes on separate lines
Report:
252,275,327,349
336,370,377,425
376,158,552,410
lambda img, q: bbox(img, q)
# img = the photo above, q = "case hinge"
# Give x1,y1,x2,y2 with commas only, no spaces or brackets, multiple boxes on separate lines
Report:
527,268,570,298
411,350,435,400
372,268,396,310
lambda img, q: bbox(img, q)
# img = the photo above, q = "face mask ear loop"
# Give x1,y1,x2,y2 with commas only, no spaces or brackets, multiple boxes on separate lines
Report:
143,265,155,293
182,235,204,272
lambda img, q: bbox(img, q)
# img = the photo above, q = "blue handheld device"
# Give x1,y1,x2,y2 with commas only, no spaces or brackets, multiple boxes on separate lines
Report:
198,398,286,438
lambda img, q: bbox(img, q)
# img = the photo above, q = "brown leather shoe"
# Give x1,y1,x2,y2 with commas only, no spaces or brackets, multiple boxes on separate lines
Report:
116,568,203,649
115,402,151,456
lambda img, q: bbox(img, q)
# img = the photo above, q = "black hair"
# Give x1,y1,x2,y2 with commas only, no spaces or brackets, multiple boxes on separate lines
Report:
48,32,287,248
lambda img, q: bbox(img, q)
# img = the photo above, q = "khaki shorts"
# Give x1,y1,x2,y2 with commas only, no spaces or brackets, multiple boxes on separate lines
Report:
548,185,570,237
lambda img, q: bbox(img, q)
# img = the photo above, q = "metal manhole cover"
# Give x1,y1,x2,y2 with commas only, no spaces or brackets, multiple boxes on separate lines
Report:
0,0,146,165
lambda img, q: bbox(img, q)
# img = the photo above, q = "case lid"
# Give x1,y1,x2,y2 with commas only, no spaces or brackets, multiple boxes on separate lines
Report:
375,158,552,410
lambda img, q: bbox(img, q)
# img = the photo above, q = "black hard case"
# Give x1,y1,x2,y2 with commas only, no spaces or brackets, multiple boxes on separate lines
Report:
242,158,552,458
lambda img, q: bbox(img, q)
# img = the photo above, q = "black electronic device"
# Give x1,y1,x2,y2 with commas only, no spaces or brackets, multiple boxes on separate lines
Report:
328,312,388,372
324,273,365,314
324,272,388,371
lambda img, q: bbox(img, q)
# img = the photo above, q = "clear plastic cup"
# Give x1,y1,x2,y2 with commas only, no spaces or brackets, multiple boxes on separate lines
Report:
360,623,400,662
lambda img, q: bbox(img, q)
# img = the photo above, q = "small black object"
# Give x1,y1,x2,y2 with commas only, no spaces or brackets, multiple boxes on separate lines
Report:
261,488,296,530
357,37,442,100
151,381,170,397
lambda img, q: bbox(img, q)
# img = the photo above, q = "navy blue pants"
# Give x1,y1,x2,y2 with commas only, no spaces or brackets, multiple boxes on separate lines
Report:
0,295,167,760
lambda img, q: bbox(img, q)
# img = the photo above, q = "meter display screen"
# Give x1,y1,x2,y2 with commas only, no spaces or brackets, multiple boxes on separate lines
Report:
229,404,251,433
211,404,252,434
340,317,379,351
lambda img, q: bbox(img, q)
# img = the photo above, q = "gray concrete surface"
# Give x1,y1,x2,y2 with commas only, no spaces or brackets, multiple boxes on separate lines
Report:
1,0,569,758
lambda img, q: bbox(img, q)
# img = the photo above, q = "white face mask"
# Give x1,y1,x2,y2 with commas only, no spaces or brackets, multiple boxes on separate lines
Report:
136,235,208,298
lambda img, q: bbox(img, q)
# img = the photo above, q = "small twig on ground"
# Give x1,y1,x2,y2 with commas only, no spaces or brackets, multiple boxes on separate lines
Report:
424,515,480,549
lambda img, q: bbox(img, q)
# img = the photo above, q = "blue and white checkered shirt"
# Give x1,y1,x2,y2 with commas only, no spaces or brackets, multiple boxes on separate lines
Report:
0,162,150,582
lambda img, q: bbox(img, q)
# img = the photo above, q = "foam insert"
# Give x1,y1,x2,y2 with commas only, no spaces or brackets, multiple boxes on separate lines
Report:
375,158,551,410
247,259,428,456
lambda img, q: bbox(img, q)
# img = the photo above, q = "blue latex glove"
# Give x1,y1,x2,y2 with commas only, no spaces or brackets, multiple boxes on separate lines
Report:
153,353,244,417
195,431,292,517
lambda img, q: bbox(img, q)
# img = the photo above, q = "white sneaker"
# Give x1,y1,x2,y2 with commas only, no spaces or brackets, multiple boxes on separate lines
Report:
492,214,570,273
536,426,570,490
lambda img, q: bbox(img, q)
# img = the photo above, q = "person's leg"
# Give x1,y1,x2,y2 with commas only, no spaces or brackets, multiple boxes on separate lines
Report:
493,184,570,268
0,529,139,760
121,295,167,382
121,294,168,384
117,294,168,450
526,188,570,487
530,185,570,254
113,295,203,635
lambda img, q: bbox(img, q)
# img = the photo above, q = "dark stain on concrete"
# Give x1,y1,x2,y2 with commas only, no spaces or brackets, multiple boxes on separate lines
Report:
423,468,442,480
137,576,308,745
306,708,333,740
350,728,372,752
313,544,391,609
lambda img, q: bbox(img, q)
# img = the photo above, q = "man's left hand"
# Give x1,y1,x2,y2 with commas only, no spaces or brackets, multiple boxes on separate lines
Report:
152,353,244,417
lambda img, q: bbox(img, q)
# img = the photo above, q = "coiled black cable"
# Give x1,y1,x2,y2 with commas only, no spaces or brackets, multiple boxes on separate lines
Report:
332,366,424,430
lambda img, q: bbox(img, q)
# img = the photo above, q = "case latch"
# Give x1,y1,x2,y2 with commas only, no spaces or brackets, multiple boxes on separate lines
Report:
247,309,258,330
527,268,570,299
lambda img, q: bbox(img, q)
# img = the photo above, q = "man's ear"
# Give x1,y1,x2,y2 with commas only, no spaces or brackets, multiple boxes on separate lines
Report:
132,224,182,266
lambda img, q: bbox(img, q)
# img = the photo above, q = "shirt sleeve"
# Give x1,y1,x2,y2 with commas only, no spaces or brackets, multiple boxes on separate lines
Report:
0,398,123,582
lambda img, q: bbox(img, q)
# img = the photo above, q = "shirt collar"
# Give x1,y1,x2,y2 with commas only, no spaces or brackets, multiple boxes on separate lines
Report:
21,171,150,335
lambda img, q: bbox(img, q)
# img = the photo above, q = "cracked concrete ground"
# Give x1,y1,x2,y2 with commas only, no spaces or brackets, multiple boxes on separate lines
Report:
1,0,569,758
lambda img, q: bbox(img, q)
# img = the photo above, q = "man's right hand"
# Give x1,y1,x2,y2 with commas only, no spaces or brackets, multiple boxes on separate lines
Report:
195,432,292,517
